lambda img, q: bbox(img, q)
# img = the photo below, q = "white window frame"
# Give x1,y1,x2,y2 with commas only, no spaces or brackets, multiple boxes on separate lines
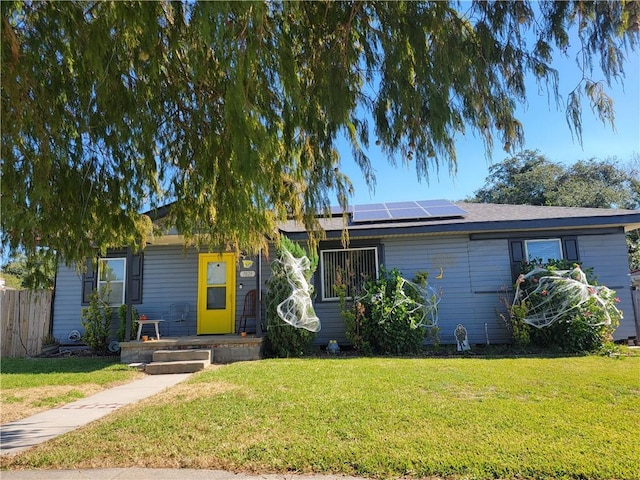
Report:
98,257,126,306
320,246,379,301
524,239,563,263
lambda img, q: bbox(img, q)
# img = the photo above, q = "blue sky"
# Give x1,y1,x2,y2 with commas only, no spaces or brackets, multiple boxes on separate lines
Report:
338,43,640,205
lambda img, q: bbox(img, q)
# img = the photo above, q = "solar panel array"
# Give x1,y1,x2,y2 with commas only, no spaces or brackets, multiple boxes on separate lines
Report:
351,200,467,223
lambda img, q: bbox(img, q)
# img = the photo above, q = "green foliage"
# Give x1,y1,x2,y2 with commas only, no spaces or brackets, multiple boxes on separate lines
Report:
503,299,532,346
505,259,620,353
2,2,637,266
0,252,56,290
339,268,432,355
116,304,139,342
336,278,370,354
81,289,113,355
471,150,638,209
1,272,22,289
264,236,317,357
469,150,640,269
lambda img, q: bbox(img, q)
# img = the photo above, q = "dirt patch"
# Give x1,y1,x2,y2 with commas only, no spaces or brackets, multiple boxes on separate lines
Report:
1,384,108,424
140,369,240,405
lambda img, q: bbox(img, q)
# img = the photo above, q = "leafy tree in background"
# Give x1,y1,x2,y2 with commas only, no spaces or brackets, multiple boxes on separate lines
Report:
0,252,56,290
472,150,638,209
2,1,639,265
468,150,640,269
472,151,565,206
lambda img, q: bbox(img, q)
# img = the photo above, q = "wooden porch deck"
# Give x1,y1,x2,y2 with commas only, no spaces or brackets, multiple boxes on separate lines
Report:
119,335,263,364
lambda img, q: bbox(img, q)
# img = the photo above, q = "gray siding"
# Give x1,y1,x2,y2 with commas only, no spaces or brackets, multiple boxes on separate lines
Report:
53,246,268,341
578,232,635,340
467,238,514,344
52,265,84,342
312,235,512,346
310,231,634,345
52,230,635,345
138,246,198,336
383,236,510,345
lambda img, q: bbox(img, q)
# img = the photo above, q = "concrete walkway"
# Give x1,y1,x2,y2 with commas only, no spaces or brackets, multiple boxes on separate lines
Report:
1,373,192,456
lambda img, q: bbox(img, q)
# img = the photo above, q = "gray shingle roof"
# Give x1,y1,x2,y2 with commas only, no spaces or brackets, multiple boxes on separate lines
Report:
279,202,640,239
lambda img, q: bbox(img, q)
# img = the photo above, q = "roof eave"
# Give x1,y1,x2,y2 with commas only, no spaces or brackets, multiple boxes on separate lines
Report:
281,215,639,240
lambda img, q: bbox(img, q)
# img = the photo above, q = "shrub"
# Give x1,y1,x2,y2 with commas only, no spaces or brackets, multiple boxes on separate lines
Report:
505,259,621,353
339,268,436,355
336,275,370,354
264,236,318,357
81,288,113,354
117,304,140,342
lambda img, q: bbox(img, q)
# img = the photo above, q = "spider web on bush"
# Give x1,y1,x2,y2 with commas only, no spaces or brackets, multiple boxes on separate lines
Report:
274,249,321,332
359,277,441,329
512,266,620,328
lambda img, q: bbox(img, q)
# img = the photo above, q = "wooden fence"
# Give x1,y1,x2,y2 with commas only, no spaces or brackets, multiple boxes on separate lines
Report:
1,290,53,358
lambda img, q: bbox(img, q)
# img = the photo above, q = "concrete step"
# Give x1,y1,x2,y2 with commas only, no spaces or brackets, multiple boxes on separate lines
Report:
145,360,207,375
152,349,211,363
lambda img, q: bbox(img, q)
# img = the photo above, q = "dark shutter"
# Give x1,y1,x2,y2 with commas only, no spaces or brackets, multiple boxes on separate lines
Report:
509,239,525,283
128,253,144,304
562,237,579,263
81,257,97,305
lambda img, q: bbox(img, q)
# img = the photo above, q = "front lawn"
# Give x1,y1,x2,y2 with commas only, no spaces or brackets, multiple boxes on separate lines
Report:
2,356,639,479
0,357,143,424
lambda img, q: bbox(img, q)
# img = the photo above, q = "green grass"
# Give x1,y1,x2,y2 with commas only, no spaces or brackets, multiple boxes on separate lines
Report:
1,357,139,389
3,356,639,479
0,357,142,423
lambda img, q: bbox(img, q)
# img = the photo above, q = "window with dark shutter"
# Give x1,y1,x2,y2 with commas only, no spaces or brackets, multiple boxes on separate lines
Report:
509,239,524,283
81,252,143,305
509,236,580,283
128,253,143,303
81,257,97,305
562,237,579,262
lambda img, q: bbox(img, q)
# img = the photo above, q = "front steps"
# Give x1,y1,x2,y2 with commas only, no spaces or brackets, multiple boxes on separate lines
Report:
120,335,263,364
144,349,211,375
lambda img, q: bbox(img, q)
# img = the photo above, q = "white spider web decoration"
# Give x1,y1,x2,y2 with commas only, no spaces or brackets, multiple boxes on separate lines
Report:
359,277,441,329
275,249,321,332
512,266,622,328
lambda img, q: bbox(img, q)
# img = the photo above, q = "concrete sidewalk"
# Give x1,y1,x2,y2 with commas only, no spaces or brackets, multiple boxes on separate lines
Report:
3,468,375,480
0,468,369,480
1,373,192,457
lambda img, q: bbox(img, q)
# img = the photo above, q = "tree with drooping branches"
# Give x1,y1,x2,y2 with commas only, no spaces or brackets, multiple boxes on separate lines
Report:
2,1,638,265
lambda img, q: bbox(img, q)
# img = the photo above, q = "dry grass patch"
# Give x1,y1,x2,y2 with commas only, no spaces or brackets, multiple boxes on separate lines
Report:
1,357,144,424
1,384,108,423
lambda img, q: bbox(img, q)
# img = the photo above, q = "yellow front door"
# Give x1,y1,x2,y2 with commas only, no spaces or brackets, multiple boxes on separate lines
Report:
197,253,236,334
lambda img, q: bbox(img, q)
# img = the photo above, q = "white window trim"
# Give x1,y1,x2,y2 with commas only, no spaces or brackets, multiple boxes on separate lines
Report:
320,246,379,301
524,239,563,263
98,257,126,306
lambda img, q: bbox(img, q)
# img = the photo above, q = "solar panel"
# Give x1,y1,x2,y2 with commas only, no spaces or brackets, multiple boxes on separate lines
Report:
351,200,466,223
391,201,421,209
423,205,468,217
387,207,428,220
352,209,391,222
416,200,453,208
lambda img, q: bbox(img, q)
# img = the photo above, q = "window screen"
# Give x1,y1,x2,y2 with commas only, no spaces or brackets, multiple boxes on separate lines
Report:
320,247,378,300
